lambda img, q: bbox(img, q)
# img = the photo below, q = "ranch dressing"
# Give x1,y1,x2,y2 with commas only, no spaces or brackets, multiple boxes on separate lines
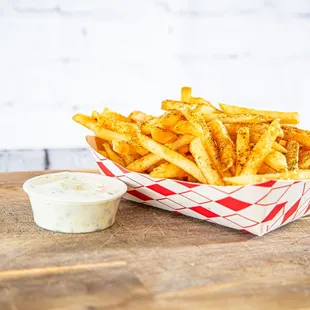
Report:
23,172,127,233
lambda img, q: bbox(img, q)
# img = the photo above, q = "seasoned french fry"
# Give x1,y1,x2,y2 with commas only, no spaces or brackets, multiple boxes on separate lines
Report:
91,110,100,119
209,119,236,172
240,119,281,175
187,175,198,183
162,100,215,114
190,137,224,185
103,143,125,167
285,140,299,171
236,127,250,176
264,149,287,172
170,120,202,136
181,87,192,102
299,150,310,169
112,140,139,157
176,105,224,176
258,163,276,174
178,144,189,154
150,127,177,144
190,97,222,113
97,115,139,137
225,170,310,185
278,139,287,147
250,131,287,153
282,126,310,148
101,108,131,122
158,110,184,127
206,113,273,124
219,103,299,124
129,111,154,123
138,134,207,183
225,123,284,138
150,162,188,180
126,135,194,172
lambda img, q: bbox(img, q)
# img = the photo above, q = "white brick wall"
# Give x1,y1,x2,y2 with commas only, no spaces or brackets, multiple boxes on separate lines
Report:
1,0,310,149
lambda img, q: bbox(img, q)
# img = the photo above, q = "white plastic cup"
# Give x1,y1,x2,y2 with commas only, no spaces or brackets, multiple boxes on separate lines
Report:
23,172,127,233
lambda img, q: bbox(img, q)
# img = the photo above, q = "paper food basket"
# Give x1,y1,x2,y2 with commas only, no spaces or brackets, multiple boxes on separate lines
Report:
87,136,310,236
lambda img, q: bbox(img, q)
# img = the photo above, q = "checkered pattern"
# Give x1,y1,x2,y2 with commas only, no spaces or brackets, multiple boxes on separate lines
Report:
89,140,310,236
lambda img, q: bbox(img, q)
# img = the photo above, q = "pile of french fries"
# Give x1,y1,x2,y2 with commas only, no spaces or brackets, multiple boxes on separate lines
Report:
73,87,310,186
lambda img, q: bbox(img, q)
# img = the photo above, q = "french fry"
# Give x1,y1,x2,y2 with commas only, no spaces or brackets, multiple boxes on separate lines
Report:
162,100,215,114
219,103,299,124
225,123,284,138
102,143,125,167
91,110,99,119
101,108,131,122
150,162,188,180
209,119,236,172
240,119,281,175
129,111,154,123
138,134,207,183
176,105,224,176
264,150,287,172
181,87,192,102
96,149,108,159
178,144,189,154
112,140,139,158
236,127,250,176
190,97,222,113
285,140,299,171
170,120,202,136
190,137,224,185
126,135,194,172
258,163,276,174
150,127,177,144
97,115,139,137
158,110,184,127
225,170,310,185
250,131,287,153
206,113,273,124
187,175,198,183
299,150,310,169
282,126,310,148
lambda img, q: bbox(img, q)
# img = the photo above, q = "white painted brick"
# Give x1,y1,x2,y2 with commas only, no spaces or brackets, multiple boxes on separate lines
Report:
0,0,310,149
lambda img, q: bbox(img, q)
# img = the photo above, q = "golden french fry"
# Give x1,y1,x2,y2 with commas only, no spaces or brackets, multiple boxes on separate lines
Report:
240,119,281,175
299,150,310,169
170,120,202,136
178,144,189,154
176,105,223,176
150,162,188,180
282,126,310,148
236,127,250,176
112,140,139,157
187,175,198,183
181,87,192,102
97,115,139,137
206,113,273,124
219,103,299,124
250,131,287,153
138,134,207,183
150,127,177,144
258,163,276,174
158,110,184,127
129,111,154,123
225,123,284,138
162,100,215,114
285,140,299,171
209,119,236,172
190,137,224,185
264,149,287,172
91,111,100,119
103,143,125,167
225,170,310,185
101,108,131,122
96,149,108,158
278,139,287,147
126,135,194,173
190,97,222,113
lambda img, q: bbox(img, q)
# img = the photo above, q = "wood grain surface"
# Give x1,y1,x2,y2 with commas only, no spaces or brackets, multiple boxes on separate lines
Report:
0,171,309,310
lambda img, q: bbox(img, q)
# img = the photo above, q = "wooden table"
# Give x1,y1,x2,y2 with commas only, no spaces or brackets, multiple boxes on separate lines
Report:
0,171,310,310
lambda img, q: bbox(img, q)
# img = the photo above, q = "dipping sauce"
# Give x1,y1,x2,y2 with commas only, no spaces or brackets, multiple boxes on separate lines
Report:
23,172,127,233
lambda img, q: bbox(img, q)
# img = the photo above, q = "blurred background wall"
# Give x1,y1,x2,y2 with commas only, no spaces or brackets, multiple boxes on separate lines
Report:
0,0,310,169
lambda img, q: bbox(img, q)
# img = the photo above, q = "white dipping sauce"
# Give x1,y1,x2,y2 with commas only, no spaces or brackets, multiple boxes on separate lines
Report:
23,172,127,233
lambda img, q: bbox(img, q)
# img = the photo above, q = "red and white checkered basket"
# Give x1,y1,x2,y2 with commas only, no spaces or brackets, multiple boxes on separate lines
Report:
87,136,310,236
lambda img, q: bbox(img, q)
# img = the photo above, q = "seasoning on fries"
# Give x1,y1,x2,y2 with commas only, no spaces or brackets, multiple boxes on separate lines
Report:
73,86,310,185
